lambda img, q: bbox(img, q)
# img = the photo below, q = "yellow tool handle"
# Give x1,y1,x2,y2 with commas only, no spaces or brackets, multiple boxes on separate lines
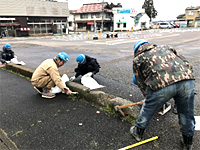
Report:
118,100,144,109
118,136,158,150
71,92,78,95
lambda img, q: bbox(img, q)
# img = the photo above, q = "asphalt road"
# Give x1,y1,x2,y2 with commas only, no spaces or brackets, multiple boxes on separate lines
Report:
0,28,200,149
1,67,199,150
2,28,199,112
0,69,133,150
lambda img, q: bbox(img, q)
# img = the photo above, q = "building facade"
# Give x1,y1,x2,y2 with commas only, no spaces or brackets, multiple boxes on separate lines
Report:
112,8,150,31
0,0,69,37
71,2,113,32
185,6,200,27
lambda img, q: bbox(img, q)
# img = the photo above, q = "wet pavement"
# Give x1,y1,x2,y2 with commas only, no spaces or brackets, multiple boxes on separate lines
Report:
1,67,199,150
0,69,133,150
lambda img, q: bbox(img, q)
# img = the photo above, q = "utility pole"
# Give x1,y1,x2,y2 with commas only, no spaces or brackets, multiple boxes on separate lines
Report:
101,0,104,31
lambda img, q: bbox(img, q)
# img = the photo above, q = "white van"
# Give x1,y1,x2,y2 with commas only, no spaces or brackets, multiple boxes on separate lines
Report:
157,22,172,29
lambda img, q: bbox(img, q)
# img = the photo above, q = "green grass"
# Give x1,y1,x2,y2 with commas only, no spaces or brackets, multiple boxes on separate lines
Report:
1,67,31,80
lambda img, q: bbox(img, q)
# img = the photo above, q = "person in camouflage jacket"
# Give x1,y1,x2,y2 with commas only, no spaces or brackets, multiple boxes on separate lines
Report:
130,40,195,150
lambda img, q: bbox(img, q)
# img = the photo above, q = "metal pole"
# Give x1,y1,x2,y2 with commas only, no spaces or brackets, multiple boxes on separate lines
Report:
33,24,35,34
101,0,104,31
45,20,48,34
39,24,41,34
94,19,96,32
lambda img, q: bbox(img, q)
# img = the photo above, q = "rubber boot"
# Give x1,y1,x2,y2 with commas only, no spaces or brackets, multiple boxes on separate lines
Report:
182,134,193,150
173,103,178,114
130,126,145,142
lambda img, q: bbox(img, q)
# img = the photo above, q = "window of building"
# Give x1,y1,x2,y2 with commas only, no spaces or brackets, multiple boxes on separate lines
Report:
69,22,72,27
123,23,126,28
106,13,112,18
92,13,100,18
78,23,87,29
188,11,194,16
117,23,120,28
80,14,88,19
188,20,193,24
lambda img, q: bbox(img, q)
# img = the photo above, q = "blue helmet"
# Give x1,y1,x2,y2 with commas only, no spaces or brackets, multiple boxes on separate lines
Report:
132,74,138,85
76,54,86,64
4,43,11,51
5,43,11,48
58,52,69,63
134,39,148,51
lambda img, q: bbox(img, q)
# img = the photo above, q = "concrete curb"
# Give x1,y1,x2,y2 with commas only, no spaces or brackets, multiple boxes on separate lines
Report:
5,63,141,118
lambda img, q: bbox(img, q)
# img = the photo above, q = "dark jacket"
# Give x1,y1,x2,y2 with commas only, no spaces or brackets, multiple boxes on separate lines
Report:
0,47,15,63
133,43,194,96
75,55,100,78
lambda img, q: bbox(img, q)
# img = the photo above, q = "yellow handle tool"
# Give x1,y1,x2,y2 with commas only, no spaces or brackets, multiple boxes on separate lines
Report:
118,136,158,150
71,92,78,95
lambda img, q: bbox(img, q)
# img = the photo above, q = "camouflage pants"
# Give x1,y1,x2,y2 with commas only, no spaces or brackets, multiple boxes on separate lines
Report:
136,80,195,136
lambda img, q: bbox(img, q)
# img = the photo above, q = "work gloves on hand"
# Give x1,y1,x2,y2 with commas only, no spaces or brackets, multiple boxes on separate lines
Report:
69,76,75,81
70,72,95,81
64,88,72,95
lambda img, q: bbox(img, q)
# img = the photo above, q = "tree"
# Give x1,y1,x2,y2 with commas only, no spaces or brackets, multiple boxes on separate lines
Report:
142,0,157,21
105,3,122,9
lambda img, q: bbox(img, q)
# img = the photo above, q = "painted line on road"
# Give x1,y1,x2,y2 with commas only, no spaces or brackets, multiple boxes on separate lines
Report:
85,34,180,45
85,39,138,45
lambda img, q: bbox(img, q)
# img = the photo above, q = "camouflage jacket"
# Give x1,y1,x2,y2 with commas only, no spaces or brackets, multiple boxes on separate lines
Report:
133,43,194,96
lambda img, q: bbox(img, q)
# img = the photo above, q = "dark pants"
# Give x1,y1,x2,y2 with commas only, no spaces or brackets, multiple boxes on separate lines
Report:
136,80,195,136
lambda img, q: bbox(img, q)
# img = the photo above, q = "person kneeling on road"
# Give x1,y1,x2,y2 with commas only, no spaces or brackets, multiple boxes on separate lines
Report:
31,52,72,99
130,40,195,150
70,54,100,81
0,43,15,65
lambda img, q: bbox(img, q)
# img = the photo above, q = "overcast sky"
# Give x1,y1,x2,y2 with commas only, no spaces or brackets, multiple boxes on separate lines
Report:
67,0,200,21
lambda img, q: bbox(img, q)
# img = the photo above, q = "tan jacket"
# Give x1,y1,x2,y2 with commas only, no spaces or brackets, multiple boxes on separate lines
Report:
31,59,67,90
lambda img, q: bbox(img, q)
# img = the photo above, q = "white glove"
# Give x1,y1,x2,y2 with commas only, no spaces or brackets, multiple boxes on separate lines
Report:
70,76,75,81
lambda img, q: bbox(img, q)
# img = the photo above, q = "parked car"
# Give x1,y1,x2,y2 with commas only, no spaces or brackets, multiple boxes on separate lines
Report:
170,23,180,28
174,23,180,28
157,22,172,29
150,22,159,29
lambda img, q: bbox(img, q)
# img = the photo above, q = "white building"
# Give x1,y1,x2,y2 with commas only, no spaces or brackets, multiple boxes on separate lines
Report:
113,8,150,31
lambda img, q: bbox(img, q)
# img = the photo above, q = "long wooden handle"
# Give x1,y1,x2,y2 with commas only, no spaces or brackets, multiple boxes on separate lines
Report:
118,100,144,109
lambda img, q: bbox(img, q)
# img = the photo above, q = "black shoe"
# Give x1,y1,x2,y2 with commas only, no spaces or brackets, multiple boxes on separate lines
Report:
181,135,193,150
34,86,43,94
130,126,145,142
173,104,178,114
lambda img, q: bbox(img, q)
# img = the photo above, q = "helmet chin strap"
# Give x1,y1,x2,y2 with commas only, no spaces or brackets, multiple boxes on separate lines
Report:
53,57,60,67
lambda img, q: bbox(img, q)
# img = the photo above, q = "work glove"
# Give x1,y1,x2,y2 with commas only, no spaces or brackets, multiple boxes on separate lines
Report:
64,88,72,95
69,76,75,81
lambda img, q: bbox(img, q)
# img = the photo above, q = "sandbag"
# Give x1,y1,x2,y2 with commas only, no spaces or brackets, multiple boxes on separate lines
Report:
51,74,69,94
81,72,104,90
10,58,26,65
